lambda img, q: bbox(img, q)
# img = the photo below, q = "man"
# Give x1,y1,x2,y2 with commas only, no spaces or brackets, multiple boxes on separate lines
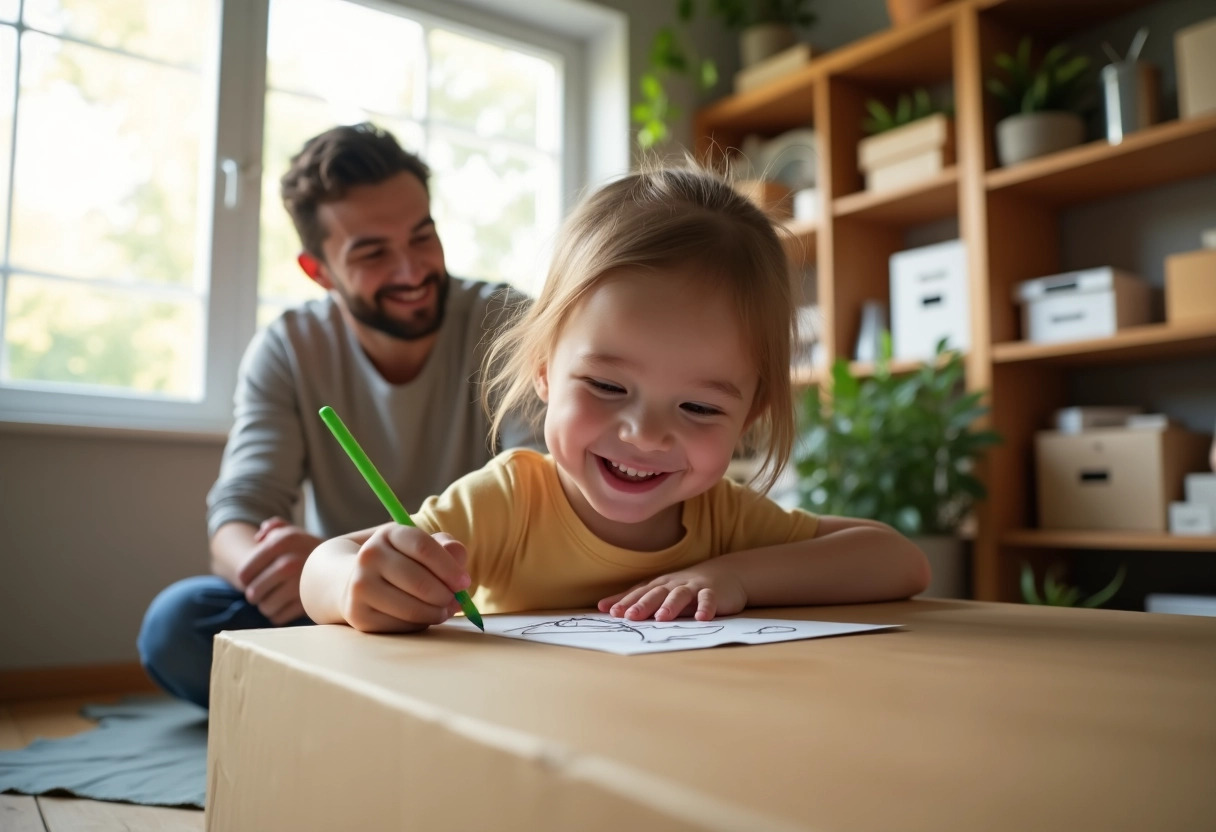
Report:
138,123,538,708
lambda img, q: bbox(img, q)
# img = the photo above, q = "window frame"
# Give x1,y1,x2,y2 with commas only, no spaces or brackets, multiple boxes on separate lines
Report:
0,0,626,436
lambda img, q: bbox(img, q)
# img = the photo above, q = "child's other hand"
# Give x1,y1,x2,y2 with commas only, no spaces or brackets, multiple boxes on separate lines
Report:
597,564,746,622
340,526,471,633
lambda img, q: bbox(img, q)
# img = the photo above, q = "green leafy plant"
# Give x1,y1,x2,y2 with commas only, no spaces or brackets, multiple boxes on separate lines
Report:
795,336,1002,537
986,36,1091,117
1020,562,1126,608
634,0,817,149
863,87,951,135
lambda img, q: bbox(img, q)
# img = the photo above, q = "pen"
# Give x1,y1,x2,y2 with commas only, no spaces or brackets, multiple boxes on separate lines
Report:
317,405,485,631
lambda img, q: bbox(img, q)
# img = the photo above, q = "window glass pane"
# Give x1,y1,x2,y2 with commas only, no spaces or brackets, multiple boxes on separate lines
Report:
257,88,423,321
429,28,560,150
267,0,423,119
3,276,202,398
0,2,16,24
11,32,205,287
23,0,211,67
429,133,558,297
0,25,14,255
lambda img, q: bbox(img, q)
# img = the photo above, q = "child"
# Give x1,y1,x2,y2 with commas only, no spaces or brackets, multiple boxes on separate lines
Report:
300,165,930,632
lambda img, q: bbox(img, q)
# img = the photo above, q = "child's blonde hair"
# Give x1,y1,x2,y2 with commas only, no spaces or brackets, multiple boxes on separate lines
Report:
486,163,796,493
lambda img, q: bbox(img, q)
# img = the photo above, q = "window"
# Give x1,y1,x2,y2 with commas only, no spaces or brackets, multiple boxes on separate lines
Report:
0,0,624,433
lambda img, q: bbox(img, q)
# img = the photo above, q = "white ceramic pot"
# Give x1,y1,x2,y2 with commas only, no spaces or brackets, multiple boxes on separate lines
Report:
740,23,798,67
913,534,969,599
995,111,1084,167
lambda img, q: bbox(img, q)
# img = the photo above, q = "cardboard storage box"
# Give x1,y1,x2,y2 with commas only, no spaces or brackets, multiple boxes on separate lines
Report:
1175,16,1216,118
1014,267,1151,344
890,239,969,360
1165,248,1216,324
1036,426,1211,531
207,606,1216,831
858,113,955,193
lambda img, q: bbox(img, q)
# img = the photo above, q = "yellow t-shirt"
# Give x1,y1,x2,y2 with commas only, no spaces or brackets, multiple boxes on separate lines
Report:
413,449,820,614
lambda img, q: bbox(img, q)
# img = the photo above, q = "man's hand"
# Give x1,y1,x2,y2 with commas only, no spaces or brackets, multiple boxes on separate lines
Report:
238,517,323,625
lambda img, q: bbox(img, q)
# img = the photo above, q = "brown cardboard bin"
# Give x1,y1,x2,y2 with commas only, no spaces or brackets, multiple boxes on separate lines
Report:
206,603,1216,832
1036,426,1211,531
1165,248,1216,324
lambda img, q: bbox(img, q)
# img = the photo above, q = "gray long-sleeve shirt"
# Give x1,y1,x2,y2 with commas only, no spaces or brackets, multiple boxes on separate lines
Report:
206,278,539,539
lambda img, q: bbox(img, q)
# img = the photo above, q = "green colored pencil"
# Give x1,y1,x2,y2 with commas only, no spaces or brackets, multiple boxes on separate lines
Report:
317,405,484,631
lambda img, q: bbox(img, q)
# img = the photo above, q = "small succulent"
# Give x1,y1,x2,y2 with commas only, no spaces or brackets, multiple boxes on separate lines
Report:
1020,562,1126,608
862,88,948,135
986,36,1091,117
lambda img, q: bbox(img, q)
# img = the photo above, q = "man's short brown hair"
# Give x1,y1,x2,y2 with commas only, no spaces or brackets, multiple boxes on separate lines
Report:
280,122,430,260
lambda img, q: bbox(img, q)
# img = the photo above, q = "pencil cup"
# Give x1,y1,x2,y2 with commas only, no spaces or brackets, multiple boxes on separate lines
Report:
1101,61,1159,144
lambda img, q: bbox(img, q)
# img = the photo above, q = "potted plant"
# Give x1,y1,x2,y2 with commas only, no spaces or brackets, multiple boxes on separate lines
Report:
633,0,816,150
794,336,1001,598
859,88,954,192
987,37,1091,166
1021,562,1126,608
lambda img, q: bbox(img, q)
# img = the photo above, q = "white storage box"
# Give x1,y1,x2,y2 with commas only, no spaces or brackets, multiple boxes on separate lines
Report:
1185,473,1216,516
890,239,969,361
1169,502,1215,535
1014,267,1151,344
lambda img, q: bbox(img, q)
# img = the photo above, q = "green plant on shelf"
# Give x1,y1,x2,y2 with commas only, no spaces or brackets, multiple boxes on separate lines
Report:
986,36,1091,117
863,87,951,135
1020,562,1126,608
633,0,817,149
794,335,1001,537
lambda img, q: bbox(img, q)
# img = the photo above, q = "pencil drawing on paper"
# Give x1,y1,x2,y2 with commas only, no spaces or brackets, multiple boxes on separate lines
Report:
505,616,726,643
744,626,797,635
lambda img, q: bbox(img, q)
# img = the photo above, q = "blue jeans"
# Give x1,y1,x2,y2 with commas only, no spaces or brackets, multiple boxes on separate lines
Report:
136,576,311,709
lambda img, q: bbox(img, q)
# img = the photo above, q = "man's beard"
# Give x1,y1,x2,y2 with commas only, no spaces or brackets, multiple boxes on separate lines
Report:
338,272,450,341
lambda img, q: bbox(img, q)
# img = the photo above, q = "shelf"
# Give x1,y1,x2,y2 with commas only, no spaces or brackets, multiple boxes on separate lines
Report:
833,168,958,225
991,319,1216,367
985,114,1216,205
695,66,817,140
1003,529,1216,552
792,357,926,388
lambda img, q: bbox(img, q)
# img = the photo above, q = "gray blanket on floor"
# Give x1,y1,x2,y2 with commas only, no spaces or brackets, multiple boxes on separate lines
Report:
0,695,206,808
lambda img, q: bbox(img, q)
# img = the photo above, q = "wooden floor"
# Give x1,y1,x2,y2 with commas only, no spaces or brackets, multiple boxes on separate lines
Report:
0,695,204,831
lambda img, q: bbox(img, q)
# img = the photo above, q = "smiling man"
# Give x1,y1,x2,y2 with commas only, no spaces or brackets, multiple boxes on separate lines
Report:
137,123,540,708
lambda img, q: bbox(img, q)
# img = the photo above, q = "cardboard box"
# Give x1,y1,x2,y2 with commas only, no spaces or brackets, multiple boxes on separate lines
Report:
858,113,954,170
207,605,1216,831
733,179,793,221
1165,248,1216,324
890,239,969,361
733,43,812,93
1014,267,1151,344
1176,17,1216,118
866,149,951,192
1035,427,1211,531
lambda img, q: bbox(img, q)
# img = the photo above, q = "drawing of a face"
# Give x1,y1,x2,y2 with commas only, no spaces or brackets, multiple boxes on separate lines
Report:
534,269,757,548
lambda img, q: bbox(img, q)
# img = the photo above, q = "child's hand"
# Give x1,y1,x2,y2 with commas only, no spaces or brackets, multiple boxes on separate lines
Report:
339,525,471,633
597,563,746,622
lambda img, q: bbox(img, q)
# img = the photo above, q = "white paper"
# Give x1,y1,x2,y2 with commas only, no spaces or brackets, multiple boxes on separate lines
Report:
440,613,898,655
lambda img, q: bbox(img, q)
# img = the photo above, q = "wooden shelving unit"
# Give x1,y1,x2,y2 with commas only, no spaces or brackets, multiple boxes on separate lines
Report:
992,320,1216,366
1004,529,1216,553
695,0,1216,602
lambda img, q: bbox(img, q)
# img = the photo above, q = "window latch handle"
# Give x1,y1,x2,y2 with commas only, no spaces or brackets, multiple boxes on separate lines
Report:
221,158,243,209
